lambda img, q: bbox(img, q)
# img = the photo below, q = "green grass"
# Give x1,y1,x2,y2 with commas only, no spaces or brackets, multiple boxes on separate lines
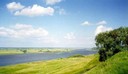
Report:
0,55,95,74
0,48,71,55
68,54,85,58
84,51,128,74
0,51,127,74
0,49,23,55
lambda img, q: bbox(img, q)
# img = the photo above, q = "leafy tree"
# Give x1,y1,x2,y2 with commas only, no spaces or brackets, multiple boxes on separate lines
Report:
95,27,128,62
23,50,27,53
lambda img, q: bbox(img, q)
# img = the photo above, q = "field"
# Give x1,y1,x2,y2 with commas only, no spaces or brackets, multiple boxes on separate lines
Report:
0,48,71,55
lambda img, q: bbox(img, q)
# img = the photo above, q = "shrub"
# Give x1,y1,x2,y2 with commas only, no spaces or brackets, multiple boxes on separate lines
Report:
68,54,84,58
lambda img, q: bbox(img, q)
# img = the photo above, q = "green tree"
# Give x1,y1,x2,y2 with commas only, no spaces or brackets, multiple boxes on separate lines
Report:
95,27,128,62
21,50,27,53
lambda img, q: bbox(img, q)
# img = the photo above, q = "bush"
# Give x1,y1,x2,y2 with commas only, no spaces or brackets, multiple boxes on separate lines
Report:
68,54,84,58
21,50,27,53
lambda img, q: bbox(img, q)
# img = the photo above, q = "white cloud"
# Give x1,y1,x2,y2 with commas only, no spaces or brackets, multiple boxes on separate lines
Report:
45,0,62,5
6,2,24,11
14,4,54,16
0,27,8,36
81,21,90,26
95,25,113,35
64,32,75,40
81,20,107,26
0,24,48,38
97,20,107,25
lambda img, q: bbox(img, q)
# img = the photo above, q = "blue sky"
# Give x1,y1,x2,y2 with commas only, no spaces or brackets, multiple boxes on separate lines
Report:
0,0,128,48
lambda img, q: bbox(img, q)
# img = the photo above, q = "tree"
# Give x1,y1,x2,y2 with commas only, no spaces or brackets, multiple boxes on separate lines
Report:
95,27,128,62
23,50,27,53
21,50,27,53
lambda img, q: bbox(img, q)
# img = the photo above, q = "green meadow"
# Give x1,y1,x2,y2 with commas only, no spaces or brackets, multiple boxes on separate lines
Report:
0,48,71,55
0,51,127,74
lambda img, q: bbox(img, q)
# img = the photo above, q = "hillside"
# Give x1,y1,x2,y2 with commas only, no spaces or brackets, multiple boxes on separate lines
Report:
84,51,128,74
0,51,127,74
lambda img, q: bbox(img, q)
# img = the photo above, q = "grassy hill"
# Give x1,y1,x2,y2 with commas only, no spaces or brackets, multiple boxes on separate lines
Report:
84,51,128,74
0,51,127,74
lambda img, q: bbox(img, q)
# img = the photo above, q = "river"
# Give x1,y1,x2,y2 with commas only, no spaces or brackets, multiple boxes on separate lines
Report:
0,49,97,66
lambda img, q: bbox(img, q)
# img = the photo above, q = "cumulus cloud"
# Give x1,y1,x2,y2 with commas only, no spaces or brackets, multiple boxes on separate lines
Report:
6,2,24,11
0,24,48,38
95,25,113,35
81,21,90,26
45,0,62,5
14,4,54,16
64,32,75,40
97,20,107,25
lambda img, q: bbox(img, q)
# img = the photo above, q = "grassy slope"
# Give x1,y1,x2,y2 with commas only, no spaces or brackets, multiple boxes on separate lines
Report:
0,55,95,74
84,51,128,74
0,51,127,74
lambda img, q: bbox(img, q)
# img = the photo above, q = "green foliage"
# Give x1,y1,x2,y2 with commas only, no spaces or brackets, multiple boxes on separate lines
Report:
21,50,27,53
95,27,128,61
68,54,85,58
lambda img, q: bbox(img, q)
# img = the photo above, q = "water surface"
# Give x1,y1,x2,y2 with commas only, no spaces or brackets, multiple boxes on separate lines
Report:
0,49,97,66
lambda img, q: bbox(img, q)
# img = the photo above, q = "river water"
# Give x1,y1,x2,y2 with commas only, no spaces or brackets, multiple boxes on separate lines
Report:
0,49,97,66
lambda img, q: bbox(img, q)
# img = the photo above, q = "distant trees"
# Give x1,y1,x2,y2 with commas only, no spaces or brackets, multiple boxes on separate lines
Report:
20,50,27,53
95,27,128,61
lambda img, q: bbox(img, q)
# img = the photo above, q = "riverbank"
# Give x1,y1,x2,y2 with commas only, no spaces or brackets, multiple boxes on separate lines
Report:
0,51,127,74
0,49,97,66
0,48,71,55
0,54,96,74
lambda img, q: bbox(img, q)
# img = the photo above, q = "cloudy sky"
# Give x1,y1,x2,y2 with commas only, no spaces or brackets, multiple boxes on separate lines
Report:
0,0,128,47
